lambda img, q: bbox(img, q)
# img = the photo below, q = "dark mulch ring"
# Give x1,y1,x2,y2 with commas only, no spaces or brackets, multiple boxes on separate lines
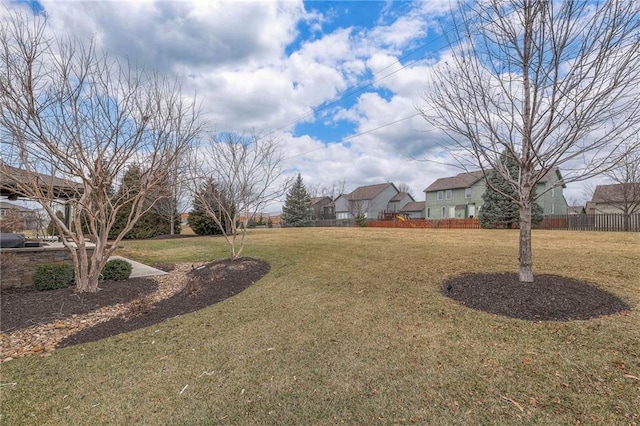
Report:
0,258,270,348
443,273,631,321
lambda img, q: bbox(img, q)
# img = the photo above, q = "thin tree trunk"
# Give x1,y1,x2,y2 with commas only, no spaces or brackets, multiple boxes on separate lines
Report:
518,203,534,282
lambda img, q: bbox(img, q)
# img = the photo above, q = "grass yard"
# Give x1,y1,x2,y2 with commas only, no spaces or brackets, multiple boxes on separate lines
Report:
1,228,638,424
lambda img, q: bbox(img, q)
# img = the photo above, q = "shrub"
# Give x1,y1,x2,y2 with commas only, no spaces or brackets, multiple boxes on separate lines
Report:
101,259,133,281
32,263,74,291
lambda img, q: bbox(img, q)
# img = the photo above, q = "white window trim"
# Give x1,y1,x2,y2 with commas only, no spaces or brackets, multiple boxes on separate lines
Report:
445,190,452,200
465,188,472,198
441,206,447,218
437,191,443,200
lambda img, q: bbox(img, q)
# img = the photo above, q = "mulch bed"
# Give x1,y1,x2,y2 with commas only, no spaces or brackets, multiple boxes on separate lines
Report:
1,258,270,349
1,279,159,333
442,273,630,321
58,258,270,348
2,264,631,356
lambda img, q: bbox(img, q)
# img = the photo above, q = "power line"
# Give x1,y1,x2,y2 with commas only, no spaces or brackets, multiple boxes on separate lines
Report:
285,112,427,160
265,28,452,138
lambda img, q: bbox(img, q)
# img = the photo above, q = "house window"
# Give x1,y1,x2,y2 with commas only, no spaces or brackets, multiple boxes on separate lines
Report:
465,188,472,198
551,204,555,214
551,187,555,197
437,191,443,200
426,207,430,218
441,206,447,218
445,190,452,200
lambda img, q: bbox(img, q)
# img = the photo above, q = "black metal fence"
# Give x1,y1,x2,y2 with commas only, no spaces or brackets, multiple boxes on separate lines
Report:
536,213,640,232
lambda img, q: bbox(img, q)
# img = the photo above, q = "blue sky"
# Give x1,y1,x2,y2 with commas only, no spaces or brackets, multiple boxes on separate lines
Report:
3,0,591,207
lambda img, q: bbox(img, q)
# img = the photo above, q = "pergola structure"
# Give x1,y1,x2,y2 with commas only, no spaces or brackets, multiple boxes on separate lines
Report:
0,161,84,228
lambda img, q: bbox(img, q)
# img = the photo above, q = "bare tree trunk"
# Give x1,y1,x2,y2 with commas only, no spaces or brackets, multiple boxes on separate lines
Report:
518,203,534,283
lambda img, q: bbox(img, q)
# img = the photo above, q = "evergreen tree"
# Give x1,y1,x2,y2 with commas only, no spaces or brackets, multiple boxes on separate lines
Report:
479,153,544,228
282,174,312,227
109,165,180,239
188,179,231,236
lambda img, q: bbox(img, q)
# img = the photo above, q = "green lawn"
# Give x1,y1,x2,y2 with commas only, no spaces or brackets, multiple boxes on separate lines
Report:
1,228,639,425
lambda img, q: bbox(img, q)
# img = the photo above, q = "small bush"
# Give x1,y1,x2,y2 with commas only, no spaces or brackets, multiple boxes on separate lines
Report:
32,263,74,291
101,259,133,281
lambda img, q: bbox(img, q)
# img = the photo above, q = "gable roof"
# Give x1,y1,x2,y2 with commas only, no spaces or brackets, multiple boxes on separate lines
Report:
424,171,485,192
390,191,414,202
310,196,332,206
399,201,425,212
424,167,564,192
347,183,396,201
592,183,640,203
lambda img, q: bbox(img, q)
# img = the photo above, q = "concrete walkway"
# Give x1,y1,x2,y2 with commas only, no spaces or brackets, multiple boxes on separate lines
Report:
109,255,168,278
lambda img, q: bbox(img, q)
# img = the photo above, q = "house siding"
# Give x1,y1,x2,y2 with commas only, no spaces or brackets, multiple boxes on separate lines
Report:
425,180,485,219
424,169,568,218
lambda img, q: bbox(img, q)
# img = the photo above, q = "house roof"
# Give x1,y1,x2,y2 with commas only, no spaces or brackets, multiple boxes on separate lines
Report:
0,201,34,212
347,183,396,201
567,205,584,214
592,183,640,203
399,201,425,212
0,162,83,199
390,191,414,202
310,196,332,206
424,171,485,192
424,167,564,192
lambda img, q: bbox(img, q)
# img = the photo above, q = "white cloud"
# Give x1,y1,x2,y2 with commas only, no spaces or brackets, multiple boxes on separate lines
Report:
4,0,473,207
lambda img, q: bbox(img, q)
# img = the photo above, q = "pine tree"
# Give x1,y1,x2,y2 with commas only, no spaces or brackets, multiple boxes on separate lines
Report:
109,165,181,239
282,174,312,227
479,153,544,229
188,179,230,236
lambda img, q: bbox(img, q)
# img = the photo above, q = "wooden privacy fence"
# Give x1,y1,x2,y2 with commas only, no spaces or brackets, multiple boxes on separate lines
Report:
536,213,640,232
367,218,481,229
364,214,639,231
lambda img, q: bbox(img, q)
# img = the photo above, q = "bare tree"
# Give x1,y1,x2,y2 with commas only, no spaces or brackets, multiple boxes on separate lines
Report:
396,182,412,196
421,0,640,282
150,151,192,235
191,132,289,259
0,9,201,292
0,208,23,233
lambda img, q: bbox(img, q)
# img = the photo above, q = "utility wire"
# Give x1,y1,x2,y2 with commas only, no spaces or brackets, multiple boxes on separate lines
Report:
265,28,452,138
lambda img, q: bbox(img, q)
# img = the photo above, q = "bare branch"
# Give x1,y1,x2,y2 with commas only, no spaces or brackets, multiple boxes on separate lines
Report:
0,8,202,291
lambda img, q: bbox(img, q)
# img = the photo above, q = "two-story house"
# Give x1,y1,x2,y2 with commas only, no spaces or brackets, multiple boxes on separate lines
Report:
423,171,486,219
335,183,409,220
424,168,568,219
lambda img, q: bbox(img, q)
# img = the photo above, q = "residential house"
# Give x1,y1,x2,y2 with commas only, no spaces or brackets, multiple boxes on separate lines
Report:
310,196,335,220
0,201,38,232
423,171,485,219
335,183,408,220
567,205,585,215
589,183,640,215
423,168,568,219
399,201,426,219
388,192,415,213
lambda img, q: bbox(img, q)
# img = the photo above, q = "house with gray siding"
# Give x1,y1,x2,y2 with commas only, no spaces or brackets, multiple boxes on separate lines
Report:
335,183,406,220
424,168,568,219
